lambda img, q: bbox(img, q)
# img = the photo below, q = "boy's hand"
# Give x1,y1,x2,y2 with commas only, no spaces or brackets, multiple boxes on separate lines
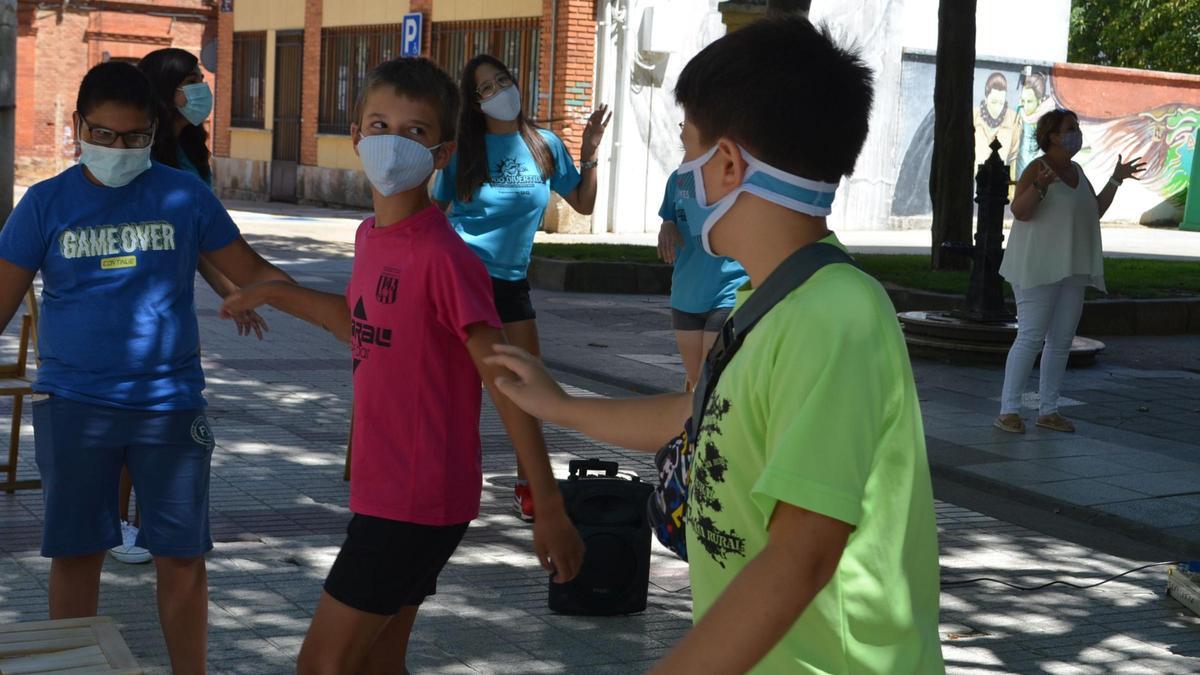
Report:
220,281,284,319
533,505,585,583
485,344,572,424
230,309,270,340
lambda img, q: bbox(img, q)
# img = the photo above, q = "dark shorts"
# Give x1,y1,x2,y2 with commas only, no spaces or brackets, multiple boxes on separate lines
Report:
33,395,215,558
492,277,536,324
671,307,732,332
324,514,469,615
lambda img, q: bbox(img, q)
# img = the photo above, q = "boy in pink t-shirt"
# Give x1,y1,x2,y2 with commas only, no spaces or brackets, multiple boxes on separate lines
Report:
221,58,584,673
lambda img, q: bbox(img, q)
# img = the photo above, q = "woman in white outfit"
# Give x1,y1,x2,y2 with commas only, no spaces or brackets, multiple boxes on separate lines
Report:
995,108,1144,434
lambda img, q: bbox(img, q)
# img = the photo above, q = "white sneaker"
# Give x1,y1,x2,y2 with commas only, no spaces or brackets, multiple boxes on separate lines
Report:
109,520,152,564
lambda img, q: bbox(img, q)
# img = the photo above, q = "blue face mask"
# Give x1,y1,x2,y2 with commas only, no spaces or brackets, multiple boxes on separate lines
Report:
177,83,214,126
1057,129,1083,155
357,134,444,196
78,140,153,187
675,145,839,256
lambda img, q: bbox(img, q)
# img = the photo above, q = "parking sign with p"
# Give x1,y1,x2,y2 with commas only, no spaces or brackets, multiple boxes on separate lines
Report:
402,13,423,58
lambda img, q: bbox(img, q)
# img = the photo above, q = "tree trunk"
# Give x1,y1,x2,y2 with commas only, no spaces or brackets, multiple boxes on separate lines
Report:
767,0,812,13
929,0,976,270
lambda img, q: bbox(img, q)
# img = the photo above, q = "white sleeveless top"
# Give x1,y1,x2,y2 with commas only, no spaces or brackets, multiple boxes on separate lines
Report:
1000,161,1105,292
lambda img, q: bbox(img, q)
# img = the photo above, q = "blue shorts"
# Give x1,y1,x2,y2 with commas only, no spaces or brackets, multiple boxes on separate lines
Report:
33,395,216,559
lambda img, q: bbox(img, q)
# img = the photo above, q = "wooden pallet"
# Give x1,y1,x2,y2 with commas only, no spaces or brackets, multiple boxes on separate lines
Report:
0,616,142,674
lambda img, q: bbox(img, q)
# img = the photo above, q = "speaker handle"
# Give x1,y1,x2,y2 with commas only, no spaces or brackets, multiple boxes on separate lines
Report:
568,458,620,479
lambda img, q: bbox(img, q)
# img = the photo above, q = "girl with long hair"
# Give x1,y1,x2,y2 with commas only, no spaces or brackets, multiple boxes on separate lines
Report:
432,55,610,521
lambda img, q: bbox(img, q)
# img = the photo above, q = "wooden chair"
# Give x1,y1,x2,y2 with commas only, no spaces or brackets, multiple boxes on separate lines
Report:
0,616,143,673
1,289,40,493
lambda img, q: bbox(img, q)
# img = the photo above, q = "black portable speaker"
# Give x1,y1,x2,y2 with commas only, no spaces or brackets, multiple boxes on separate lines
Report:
549,458,655,616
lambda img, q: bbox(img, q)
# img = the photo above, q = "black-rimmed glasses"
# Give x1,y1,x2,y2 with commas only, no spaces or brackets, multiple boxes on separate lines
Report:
81,117,155,149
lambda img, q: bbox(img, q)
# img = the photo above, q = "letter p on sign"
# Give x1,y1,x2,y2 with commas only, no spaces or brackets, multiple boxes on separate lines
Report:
402,13,423,58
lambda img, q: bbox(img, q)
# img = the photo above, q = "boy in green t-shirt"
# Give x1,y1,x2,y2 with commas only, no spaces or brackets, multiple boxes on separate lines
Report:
485,15,944,675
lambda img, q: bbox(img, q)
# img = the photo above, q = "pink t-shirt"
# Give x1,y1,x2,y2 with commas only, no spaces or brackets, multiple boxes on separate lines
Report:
346,205,502,525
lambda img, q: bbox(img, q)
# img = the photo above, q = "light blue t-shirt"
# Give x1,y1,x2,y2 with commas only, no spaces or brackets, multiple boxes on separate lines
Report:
0,163,241,410
659,171,748,315
176,147,213,189
433,129,581,281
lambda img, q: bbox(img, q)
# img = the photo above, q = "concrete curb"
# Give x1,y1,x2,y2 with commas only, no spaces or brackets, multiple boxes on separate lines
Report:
529,256,1200,335
928,461,1200,560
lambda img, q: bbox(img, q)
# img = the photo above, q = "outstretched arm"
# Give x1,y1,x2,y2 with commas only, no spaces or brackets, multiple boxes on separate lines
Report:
466,325,584,583
198,256,270,339
222,281,351,343
485,344,691,452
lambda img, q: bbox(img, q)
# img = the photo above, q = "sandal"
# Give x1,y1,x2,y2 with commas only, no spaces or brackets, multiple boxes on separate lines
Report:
993,414,1026,434
1036,413,1076,433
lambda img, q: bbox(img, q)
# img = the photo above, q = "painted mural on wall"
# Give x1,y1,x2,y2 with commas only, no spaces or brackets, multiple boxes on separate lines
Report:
892,51,1200,222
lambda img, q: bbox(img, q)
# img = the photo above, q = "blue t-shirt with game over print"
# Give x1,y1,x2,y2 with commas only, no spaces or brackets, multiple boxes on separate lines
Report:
433,129,581,281
0,162,240,410
659,171,748,315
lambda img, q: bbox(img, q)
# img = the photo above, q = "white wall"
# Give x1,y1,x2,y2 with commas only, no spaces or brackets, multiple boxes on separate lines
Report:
593,0,1072,234
593,0,724,235
900,0,1071,62
814,0,1070,230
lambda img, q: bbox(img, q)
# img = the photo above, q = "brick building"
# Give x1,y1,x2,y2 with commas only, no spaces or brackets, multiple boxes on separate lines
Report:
13,0,219,184
214,0,597,229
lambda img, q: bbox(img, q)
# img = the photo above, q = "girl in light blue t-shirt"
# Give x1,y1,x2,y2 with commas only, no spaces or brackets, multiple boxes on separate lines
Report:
657,170,749,391
432,54,610,521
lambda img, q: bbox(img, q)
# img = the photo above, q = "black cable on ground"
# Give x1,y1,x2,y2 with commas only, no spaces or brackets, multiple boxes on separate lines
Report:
941,561,1182,591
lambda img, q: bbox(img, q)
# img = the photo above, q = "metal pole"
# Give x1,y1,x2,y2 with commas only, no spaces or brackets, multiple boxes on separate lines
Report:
0,0,17,228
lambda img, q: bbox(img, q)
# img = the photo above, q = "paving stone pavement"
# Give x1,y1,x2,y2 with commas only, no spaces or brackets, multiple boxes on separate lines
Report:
2,204,1200,673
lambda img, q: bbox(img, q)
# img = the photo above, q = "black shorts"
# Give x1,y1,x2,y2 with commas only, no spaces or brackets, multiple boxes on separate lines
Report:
671,307,732,332
492,277,536,324
324,514,469,615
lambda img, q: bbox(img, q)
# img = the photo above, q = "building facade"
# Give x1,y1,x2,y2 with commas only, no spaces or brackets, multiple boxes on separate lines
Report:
214,0,598,231
13,0,218,184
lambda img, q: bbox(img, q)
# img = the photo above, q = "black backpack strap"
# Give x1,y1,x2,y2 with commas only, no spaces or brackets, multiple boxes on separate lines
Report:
690,242,860,429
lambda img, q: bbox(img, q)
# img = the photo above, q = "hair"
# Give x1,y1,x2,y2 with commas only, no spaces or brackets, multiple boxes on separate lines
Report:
984,72,1008,95
454,54,554,202
352,57,460,144
674,15,874,182
76,61,157,122
1023,73,1046,101
138,48,210,182
1035,108,1078,151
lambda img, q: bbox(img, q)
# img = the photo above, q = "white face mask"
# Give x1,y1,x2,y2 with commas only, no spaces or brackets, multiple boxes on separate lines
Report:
480,86,522,122
357,134,443,196
78,140,153,187
675,145,839,256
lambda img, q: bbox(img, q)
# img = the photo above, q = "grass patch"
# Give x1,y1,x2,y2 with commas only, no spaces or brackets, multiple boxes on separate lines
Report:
531,244,1200,299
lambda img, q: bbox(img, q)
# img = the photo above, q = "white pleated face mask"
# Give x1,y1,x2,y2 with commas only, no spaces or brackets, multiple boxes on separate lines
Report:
480,86,522,122
675,145,839,256
357,134,443,196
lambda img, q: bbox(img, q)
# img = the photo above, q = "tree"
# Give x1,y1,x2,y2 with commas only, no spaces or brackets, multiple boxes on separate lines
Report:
929,0,976,270
1070,0,1200,75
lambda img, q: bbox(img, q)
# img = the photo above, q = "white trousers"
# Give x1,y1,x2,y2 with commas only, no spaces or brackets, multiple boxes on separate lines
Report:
1000,280,1087,416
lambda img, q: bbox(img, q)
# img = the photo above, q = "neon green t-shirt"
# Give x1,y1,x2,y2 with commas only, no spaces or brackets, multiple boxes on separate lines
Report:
686,236,944,674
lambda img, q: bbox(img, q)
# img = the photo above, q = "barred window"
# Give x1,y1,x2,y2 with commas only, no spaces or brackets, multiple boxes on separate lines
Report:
431,18,541,120
319,25,402,135
231,31,266,128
